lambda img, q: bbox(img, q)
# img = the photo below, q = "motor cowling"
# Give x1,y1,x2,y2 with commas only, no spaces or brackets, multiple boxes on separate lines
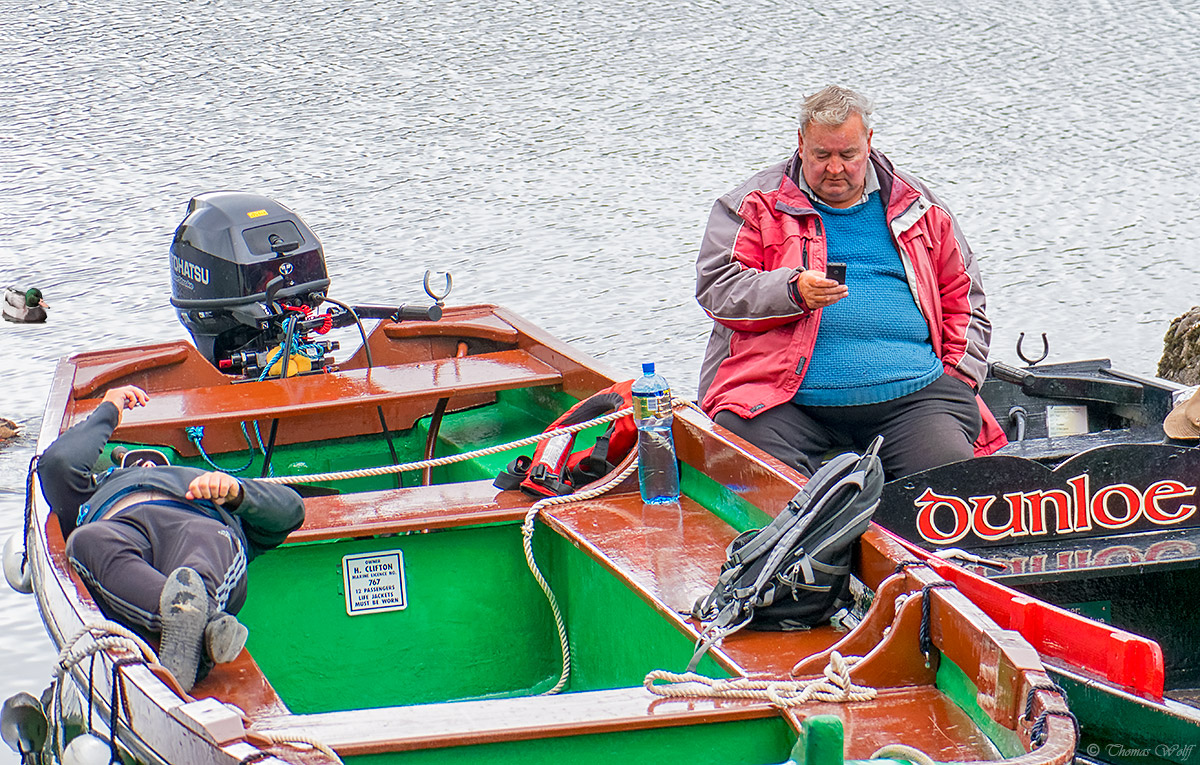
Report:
170,192,330,367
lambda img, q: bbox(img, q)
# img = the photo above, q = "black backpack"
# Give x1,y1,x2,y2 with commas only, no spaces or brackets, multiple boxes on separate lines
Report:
687,436,885,671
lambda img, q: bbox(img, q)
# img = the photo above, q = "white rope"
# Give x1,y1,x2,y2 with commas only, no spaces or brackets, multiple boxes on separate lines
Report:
522,458,641,694
253,731,344,763
56,620,159,676
253,396,705,486
56,623,345,764
257,406,634,485
643,651,877,707
52,621,161,760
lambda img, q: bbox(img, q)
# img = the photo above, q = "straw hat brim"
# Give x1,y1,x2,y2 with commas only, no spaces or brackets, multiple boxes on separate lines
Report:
1164,391,1200,440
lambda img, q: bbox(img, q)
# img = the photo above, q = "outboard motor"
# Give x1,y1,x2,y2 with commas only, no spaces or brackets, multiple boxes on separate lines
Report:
170,192,446,377
171,192,331,369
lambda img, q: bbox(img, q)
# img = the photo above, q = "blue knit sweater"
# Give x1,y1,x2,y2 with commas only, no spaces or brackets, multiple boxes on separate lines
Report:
794,193,943,406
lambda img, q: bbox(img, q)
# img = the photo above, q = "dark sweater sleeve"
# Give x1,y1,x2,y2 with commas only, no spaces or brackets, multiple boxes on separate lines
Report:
229,480,306,555
37,402,120,537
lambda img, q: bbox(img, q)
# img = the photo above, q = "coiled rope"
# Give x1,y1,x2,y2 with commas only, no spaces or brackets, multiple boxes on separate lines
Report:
56,620,158,675
643,651,877,707
869,744,940,765
186,424,258,474
244,731,343,764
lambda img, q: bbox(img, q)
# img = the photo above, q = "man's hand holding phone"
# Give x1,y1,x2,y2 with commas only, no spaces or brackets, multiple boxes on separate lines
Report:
791,266,849,310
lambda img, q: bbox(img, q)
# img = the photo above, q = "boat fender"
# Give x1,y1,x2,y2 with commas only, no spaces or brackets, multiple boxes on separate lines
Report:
1,691,47,757
494,380,637,498
2,534,31,595
61,732,110,765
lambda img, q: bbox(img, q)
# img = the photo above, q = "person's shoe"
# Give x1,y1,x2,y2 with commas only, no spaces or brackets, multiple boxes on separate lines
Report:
205,611,248,664
158,567,208,692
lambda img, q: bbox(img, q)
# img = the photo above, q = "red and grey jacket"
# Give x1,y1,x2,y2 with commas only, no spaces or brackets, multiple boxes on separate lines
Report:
695,148,1006,456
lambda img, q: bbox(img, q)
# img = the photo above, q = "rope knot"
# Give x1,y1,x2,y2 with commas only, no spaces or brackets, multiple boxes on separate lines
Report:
824,650,853,691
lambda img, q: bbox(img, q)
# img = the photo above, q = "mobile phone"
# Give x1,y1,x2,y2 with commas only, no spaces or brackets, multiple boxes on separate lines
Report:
825,262,846,285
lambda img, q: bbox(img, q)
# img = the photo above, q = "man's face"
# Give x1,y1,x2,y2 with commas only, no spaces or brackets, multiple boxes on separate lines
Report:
797,114,872,208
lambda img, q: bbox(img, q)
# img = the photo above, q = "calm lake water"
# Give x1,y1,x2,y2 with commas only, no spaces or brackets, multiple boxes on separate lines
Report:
2,0,1198,759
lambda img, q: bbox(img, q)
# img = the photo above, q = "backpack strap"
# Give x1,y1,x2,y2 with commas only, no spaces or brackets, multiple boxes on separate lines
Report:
687,602,753,672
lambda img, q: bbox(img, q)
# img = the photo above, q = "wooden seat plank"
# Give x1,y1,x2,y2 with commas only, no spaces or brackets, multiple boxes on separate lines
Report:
251,682,993,760
67,349,562,433
290,481,534,542
256,686,775,755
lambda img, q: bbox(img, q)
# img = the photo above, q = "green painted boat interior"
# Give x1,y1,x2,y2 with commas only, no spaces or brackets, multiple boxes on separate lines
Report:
935,656,1021,759
106,387,583,491
99,384,1026,763
239,520,730,712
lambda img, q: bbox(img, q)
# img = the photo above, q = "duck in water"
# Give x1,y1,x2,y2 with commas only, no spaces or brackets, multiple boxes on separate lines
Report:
3,287,49,324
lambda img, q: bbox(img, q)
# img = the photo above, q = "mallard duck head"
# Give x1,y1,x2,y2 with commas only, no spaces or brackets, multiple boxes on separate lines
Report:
24,288,48,308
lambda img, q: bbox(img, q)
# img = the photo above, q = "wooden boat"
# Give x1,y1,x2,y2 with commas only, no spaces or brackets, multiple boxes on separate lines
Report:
5,192,1080,764
919,344,1200,765
982,354,1185,463
875,434,1200,765
7,308,1089,765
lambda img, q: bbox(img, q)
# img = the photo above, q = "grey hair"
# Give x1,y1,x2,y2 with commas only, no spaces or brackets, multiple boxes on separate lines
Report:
799,86,874,136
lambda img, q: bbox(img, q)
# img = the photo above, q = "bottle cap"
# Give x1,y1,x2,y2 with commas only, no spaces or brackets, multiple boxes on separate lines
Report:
642,362,655,375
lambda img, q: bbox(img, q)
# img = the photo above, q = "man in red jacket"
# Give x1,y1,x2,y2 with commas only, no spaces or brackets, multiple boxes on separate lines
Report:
696,85,1005,478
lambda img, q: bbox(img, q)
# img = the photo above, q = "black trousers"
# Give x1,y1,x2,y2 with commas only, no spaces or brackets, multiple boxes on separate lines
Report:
715,374,982,479
66,503,247,637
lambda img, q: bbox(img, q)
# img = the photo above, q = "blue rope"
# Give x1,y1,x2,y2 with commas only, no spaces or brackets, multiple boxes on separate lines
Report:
256,314,329,381
257,346,286,381
185,424,257,474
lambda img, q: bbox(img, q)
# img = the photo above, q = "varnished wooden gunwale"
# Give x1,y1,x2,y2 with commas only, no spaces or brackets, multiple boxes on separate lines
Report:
29,304,1078,765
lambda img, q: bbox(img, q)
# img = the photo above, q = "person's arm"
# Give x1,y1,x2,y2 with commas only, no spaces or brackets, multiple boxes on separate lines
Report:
186,472,304,552
891,164,990,390
37,387,147,535
695,184,818,333
696,193,800,332
928,201,990,391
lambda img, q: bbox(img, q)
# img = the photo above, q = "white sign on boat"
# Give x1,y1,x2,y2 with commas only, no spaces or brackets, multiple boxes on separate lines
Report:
342,550,407,616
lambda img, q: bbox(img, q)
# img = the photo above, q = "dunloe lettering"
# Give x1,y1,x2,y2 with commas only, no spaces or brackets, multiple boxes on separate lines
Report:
171,255,210,286
914,474,1197,544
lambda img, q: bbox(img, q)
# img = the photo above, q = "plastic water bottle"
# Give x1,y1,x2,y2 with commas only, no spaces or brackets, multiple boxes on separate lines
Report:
632,362,680,504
